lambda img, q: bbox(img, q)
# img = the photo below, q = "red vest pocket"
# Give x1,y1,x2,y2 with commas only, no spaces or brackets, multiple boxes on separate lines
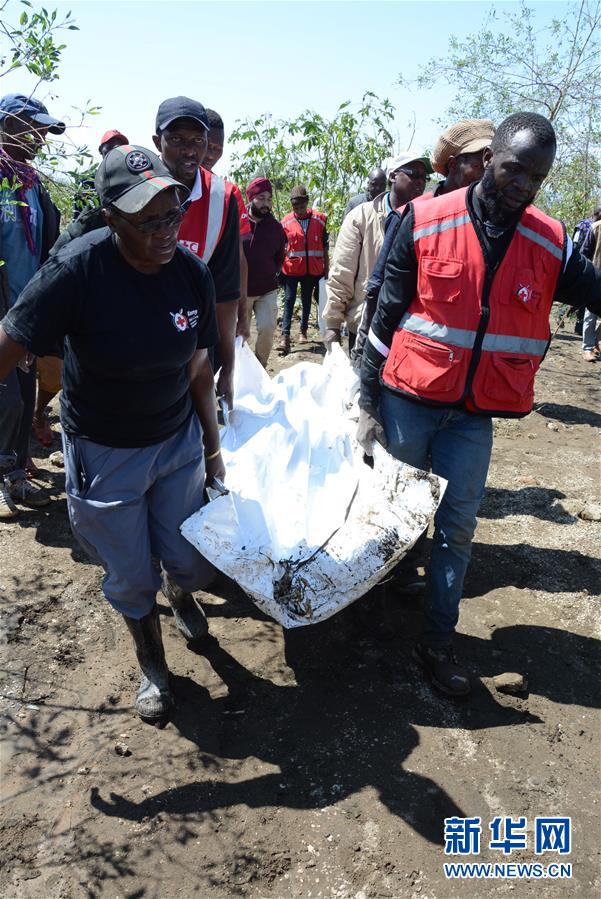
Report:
477,354,536,411
385,331,466,397
418,256,464,305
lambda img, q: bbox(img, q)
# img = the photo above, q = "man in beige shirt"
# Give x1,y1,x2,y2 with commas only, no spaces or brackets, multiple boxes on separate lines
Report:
323,152,432,352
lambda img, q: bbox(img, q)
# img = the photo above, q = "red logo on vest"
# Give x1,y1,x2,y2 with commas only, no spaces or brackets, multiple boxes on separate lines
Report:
516,283,533,304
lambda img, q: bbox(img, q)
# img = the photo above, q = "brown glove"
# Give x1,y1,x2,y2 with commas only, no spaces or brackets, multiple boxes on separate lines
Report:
357,407,388,456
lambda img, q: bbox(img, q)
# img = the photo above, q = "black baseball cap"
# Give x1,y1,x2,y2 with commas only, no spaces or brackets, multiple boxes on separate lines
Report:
0,93,65,134
95,144,188,213
155,96,209,133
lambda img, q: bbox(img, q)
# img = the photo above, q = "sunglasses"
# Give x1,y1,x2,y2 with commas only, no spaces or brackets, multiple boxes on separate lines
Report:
113,204,186,234
395,168,428,181
291,197,308,204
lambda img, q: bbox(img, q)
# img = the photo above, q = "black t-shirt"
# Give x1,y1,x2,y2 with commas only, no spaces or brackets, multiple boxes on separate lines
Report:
2,229,218,447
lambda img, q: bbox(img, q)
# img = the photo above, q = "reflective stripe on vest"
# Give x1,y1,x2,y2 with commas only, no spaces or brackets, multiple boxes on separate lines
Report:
368,327,390,358
413,213,470,242
398,312,549,356
201,174,226,263
287,250,324,257
516,223,564,261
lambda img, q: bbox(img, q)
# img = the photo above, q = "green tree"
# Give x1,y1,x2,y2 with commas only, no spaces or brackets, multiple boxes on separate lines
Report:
0,0,100,221
402,0,601,229
229,92,396,232
0,0,78,81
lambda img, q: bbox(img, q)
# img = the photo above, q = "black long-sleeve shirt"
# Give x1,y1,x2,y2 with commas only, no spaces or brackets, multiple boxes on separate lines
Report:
360,184,601,410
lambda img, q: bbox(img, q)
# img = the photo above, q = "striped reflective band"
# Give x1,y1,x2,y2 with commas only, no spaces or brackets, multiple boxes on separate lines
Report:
287,250,324,257
399,313,548,356
201,174,226,263
399,313,476,348
413,213,470,241
516,223,563,261
481,332,549,355
367,327,390,358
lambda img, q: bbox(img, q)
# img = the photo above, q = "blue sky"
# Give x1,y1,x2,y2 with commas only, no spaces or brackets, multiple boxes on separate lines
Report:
1,0,571,176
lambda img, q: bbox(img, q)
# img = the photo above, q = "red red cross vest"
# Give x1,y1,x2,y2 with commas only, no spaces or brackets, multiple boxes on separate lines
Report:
177,167,234,263
381,187,565,417
281,209,327,277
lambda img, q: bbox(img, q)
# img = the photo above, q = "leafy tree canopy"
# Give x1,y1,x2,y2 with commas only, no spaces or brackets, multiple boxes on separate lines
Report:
400,0,601,228
229,92,397,233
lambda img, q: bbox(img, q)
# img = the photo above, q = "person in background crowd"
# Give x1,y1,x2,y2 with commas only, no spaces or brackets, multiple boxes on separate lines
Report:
202,108,252,341
581,209,601,361
571,206,600,335
32,348,62,448
430,119,494,197
72,129,130,220
352,120,496,367
324,152,432,354
99,129,129,158
358,112,601,697
0,93,64,519
344,167,387,219
244,177,286,367
153,96,240,410
0,146,223,720
278,185,329,354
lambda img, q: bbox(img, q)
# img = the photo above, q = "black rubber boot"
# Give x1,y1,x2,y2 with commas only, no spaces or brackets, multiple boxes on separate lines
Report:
413,642,471,697
122,604,172,720
161,571,208,642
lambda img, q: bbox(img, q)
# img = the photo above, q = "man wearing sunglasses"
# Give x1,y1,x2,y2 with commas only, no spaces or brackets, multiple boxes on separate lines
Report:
323,152,432,355
352,121,496,369
357,112,601,698
0,145,223,721
153,97,241,411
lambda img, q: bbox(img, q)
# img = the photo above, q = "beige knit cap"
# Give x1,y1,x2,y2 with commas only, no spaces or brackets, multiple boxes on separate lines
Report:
432,119,495,175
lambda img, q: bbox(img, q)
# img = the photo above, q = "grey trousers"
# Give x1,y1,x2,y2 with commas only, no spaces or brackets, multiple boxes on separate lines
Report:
63,414,214,618
0,363,36,480
582,310,600,353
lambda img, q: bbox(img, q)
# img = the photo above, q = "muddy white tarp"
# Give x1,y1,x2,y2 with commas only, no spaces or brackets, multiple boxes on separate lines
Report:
181,341,445,628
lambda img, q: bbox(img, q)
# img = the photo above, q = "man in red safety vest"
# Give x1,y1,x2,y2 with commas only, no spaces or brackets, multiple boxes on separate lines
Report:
153,97,240,410
358,112,601,697
278,184,329,354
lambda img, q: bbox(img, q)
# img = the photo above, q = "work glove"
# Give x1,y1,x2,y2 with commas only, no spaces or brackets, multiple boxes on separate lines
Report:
357,406,388,457
323,328,341,351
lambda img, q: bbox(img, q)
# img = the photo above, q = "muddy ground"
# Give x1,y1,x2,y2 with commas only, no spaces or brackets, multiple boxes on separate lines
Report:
1,313,600,899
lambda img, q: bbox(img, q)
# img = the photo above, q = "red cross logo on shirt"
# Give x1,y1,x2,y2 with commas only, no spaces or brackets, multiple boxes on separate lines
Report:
170,309,189,331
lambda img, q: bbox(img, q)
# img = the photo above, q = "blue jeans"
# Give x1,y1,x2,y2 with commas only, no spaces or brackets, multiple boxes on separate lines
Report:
281,275,319,335
380,388,493,648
